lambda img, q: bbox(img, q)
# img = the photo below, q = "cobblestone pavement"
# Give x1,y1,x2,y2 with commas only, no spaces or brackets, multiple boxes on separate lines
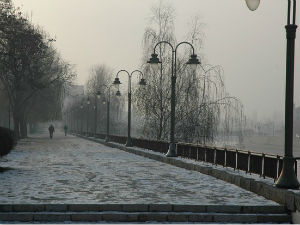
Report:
0,131,278,205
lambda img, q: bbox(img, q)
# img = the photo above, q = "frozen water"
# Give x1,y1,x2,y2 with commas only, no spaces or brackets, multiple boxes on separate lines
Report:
0,131,278,205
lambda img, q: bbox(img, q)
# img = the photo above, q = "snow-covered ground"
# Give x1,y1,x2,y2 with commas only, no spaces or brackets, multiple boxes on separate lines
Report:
0,130,278,205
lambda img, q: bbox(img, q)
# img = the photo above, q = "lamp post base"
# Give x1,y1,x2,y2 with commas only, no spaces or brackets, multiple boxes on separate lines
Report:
166,142,177,157
105,137,110,142
275,156,299,189
125,138,133,147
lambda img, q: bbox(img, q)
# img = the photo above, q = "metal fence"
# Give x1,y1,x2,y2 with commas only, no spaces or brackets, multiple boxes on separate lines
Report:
76,131,297,182
174,143,288,181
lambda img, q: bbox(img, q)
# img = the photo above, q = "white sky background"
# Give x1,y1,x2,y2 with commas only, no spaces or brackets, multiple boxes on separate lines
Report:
13,0,300,121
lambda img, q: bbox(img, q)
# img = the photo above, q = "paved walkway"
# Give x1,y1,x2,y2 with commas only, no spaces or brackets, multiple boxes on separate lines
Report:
0,131,278,205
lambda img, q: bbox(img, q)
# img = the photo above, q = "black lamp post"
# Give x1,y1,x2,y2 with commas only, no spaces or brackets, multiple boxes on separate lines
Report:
65,111,68,131
245,0,299,189
101,99,106,134
100,84,118,142
93,91,101,137
113,69,147,147
105,86,111,142
86,97,91,136
148,41,200,157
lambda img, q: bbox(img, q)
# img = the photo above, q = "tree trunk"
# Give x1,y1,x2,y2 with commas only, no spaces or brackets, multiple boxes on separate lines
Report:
29,123,33,133
157,116,163,140
20,114,27,138
13,114,20,140
29,123,36,133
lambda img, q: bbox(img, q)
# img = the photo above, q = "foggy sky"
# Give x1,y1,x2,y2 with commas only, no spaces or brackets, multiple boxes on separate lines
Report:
13,0,300,121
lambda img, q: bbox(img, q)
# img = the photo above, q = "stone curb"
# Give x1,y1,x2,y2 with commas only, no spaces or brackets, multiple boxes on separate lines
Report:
0,212,291,223
80,135,299,212
0,204,286,214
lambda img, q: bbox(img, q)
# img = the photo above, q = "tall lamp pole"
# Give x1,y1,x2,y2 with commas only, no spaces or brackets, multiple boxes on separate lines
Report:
246,0,299,189
113,70,147,147
105,85,112,142
94,91,101,137
148,41,200,157
100,84,119,142
86,97,91,136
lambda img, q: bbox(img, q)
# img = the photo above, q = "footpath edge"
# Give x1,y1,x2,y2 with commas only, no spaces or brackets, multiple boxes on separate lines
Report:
79,135,300,213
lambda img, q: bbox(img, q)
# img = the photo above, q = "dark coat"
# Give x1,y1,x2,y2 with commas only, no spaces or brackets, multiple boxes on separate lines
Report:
48,125,55,133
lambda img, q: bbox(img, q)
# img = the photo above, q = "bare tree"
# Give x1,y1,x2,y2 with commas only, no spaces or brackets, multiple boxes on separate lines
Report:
134,0,175,140
83,64,125,135
134,1,245,146
0,1,75,138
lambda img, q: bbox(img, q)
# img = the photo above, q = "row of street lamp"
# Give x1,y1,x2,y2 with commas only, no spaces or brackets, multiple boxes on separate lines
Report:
78,86,110,141
71,0,298,189
110,41,200,151
77,39,201,151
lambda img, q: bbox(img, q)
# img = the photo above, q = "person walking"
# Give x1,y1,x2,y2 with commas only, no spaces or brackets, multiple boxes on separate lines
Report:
64,125,68,136
48,124,55,139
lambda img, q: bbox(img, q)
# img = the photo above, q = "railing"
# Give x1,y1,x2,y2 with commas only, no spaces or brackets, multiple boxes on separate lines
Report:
74,131,298,182
175,143,290,182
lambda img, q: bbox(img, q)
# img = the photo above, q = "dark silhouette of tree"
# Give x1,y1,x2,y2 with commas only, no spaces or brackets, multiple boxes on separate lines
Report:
0,0,75,138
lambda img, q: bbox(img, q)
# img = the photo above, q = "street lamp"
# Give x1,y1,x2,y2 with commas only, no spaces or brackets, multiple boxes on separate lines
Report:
93,104,97,136
93,90,101,137
96,91,101,99
148,41,200,157
86,97,90,136
113,69,147,147
245,0,260,11
101,84,119,142
246,0,299,189
116,88,121,97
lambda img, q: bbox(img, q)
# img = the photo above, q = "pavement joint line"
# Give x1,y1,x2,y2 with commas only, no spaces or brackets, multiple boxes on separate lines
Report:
78,134,298,213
